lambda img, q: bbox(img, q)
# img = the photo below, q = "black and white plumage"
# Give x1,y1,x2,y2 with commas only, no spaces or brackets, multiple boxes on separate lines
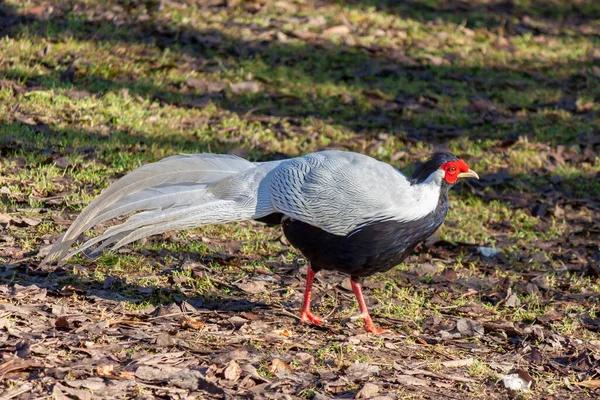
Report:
43,150,478,333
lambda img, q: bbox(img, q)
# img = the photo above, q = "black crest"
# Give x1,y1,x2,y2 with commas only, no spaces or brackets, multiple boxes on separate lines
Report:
410,152,458,184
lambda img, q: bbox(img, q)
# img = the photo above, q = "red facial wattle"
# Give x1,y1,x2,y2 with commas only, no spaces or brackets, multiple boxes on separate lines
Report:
440,160,478,184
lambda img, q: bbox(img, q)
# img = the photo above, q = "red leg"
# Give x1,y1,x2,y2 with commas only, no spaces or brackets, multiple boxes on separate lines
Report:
299,263,324,325
350,278,385,334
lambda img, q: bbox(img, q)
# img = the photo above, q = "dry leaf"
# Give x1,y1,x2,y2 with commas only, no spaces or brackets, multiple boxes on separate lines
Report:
154,332,174,346
456,318,484,337
356,382,380,398
0,214,14,225
230,81,261,95
346,361,380,381
441,358,474,368
396,374,428,386
323,25,351,36
270,358,293,376
96,364,114,376
504,288,521,308
182,316,205,330
274,1,297,12
290,31,319,40
181,96,212,109
296,352,314,366
186,78,227,93
467,99,497,113
224,360,241,382
54,316,70,329
236,281,266,294
53,383,91,400
119,370,135,380
0,359,38,380
575,380,600,389
64,377,106,391
272,329,293,337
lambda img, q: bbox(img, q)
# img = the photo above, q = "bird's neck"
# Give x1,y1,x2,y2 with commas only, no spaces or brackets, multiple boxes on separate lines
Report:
379,178,448,226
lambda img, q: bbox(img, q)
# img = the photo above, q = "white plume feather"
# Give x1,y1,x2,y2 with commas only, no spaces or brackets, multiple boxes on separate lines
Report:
42,153,258,264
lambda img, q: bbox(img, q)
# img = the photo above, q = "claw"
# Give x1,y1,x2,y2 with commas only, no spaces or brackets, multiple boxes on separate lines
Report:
363,321,386,334
300,311,324,325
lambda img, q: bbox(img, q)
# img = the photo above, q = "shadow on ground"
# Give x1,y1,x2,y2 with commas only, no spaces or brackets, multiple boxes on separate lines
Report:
1,0,598,144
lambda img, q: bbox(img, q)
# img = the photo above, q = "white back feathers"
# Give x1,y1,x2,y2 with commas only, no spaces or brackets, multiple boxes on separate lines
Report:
43,150,445,264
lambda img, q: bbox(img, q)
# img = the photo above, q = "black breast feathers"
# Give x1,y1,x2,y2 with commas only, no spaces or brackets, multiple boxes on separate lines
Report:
282,192,449,279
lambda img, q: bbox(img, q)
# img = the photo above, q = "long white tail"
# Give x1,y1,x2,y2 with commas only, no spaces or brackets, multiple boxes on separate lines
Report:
42,153,279,265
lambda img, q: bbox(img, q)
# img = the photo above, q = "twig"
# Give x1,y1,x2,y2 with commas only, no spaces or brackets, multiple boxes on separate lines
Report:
273,304,301,321
0,383,33,400
409,368,477,384
147,311,194,321
134,381,188,393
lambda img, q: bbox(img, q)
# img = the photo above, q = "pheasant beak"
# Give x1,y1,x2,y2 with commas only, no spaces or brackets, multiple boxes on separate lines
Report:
457,169,479,180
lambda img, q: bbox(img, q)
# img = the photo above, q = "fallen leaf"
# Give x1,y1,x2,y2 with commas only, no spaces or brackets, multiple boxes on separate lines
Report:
241,363,271,383
54,156,71,169
63,90,90,100
181,96,212,109
237,281,266,294
456,318,484,337
504,288,521,308
0,359,38,380
119,370,135,379
575,380,600,389
346,361,380,381
441,358,474,368
51,304,68,316
290,31,319,40
1,383,34,400
0,214,13,225
396,374,428,386
414,263,440,277
54,316,70,329
224,360,241,382
540,310,563,324
270,358,293,376
323,25,351,36
96,364,114,376
213,349,252,364
0,247,24,258
484,320,523,337
296,352,314,366
53,383,92,400
154,332,174,346
186,78,227,93
272,328,293,337
420,53,447,66
182,316,205,330
355,382,380,398
230,81,261,95
64,377,106,391
467,99,497,113
22,217,40,226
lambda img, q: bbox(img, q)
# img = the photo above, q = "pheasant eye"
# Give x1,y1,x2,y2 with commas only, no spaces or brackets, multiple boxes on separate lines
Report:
448,166,456,173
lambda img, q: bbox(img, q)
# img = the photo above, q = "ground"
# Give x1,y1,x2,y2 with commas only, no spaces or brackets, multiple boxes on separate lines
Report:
0,0,599,398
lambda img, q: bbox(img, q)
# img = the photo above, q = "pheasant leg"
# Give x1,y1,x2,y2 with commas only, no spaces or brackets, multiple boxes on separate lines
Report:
299,263,324,325
350,278,385,334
